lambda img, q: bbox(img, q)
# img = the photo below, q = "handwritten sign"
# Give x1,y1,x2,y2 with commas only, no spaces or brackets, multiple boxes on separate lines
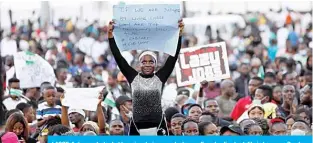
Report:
113,4,181,56
175,42,231,87
14,51,56,88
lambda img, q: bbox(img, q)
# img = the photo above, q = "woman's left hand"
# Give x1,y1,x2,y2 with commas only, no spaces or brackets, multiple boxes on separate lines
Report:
178,19,184,36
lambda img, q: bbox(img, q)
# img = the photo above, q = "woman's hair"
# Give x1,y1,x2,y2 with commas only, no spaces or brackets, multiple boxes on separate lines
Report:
248,106,265,116
5,109,22,121
306,55,312,70
48,124,74,136
243,123,262,135
5,112,29,140
181,118,198,131
188,104,202,113
198,121,214,135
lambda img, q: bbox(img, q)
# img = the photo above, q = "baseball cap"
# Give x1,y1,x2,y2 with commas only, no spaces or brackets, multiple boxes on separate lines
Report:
1,132,19,143
177,88,190,97
68,108,86,118
115,95,132,111
220,125,244,135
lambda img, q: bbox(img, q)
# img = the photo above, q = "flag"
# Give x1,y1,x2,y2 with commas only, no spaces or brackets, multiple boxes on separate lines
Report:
258,66,265,79
103,92,116,108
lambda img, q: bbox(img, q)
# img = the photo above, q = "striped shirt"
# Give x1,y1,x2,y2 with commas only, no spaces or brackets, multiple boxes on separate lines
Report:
36,102,62,120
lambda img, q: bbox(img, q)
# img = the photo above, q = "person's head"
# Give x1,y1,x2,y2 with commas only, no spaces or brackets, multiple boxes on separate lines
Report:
272,86,283,104
248,77,264,96
296,108,311,125
270,122,287,135
80,121,100,135
239,119,256,131
239,63,250,76
139,51,157,75
188,104,202,122
198,121,218,136
42,85,56,106
283,71,298,87
220,125,243,136
74,51,85,65
264,72,276,86
286,115,296,134
203,99,220,116
108,70,118,87
68,108,85,125
109,119,124,135
170,113,186,135
5,112,29,140
8,78,20,90
248,105,265,119
5,109,23,121
16,103,35,123
220,79,236,97
300,84,312,106
282,85,296,105
291,120,310,135
244,123,263,135
81,72,92,86
165,107,179,125
254,85,273,103
182,118,199,136
306,55,312,70
56,68,68,82
115,95,132,112
252,118,270,135
199,111,217,123
48,124,73,136
175,95,188,107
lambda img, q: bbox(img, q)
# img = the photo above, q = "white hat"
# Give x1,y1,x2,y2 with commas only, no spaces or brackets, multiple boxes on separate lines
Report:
139,51,157,65
68,108,86,118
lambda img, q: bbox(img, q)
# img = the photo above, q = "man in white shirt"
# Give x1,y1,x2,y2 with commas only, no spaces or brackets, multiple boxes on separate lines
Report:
91,34,109,62
3,78,27,110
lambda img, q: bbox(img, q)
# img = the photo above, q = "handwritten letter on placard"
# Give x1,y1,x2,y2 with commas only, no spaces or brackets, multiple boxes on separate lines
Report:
113,4,181,56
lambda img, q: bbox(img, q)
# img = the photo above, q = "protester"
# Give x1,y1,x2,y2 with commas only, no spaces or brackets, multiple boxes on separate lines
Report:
244,123,263,135
187,104,202,122
220,125,243,136
181,118,199,136
108,20,184,135
109,119,124,135
198,121,218,136
269,122,288,135
215,79,236,117
170,113,186,136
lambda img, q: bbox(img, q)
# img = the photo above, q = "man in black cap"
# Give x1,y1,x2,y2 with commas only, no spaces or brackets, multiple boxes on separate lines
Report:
115,95,132,135
220,125,244,136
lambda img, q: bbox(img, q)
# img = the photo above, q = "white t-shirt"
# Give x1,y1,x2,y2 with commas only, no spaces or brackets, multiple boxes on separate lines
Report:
78,37,95,56
277,27,289,49
3,97,27,110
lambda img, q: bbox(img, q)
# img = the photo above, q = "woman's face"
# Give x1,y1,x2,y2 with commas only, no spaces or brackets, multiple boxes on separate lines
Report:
140,55,155,75
248,125,263,135
248,107,264,119
81,124,96,134
13,122,24,136
188,106,202,122
25,107,35,123
204,124,219,135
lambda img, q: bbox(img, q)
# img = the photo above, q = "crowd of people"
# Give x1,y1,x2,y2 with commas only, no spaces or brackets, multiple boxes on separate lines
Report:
0,7,312,143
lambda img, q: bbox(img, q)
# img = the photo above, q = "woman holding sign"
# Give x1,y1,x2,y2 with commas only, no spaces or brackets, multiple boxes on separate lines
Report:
108,20,183,135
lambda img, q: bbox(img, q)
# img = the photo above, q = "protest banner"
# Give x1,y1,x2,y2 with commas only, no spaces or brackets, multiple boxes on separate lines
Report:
14,51,56,88
63,87,117,112
113,4,181,56
175,42,230,87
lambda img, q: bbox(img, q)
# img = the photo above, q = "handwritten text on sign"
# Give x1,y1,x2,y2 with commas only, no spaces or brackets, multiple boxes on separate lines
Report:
14,52,56,88
175,42,231,87
113,4,181,56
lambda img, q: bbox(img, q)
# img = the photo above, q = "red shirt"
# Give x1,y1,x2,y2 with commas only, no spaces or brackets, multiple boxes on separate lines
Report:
230,96,252,121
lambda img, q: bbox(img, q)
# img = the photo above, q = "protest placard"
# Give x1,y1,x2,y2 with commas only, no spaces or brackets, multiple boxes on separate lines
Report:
63,87,117,111
14,51,56,88
175,42,230,87
113,4,181,56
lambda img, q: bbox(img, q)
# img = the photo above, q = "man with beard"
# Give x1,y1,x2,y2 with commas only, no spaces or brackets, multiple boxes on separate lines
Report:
231,77,264,121
109,119,124,135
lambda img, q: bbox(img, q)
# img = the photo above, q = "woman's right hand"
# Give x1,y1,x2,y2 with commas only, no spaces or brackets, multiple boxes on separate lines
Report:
108,20,115,38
